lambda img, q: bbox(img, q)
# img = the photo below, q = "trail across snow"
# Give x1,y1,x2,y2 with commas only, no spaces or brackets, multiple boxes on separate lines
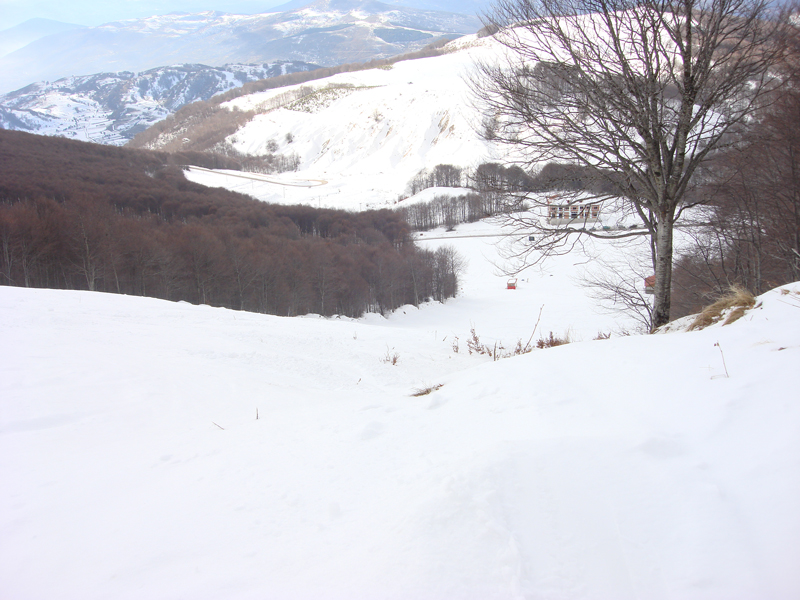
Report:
2,222,799,599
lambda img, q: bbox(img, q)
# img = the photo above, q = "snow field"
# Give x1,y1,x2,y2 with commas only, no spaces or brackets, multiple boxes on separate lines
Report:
4,16,794,598
2,215,799,598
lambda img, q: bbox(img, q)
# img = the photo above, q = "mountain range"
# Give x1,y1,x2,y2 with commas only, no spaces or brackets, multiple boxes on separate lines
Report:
0,0,482,95
0,62,320,145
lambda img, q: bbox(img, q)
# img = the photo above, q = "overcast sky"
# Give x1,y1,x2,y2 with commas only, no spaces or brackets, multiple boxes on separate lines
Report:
0,0,288,30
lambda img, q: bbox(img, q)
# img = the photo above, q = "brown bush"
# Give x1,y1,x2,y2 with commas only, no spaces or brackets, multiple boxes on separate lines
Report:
536,332,570,348
688,286,757,331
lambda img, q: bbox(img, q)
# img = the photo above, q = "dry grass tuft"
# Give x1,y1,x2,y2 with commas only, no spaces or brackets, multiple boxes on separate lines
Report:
536,331,571,348
411,384,443,397
465,327,535,360
689,286,757,331
381,346,400,365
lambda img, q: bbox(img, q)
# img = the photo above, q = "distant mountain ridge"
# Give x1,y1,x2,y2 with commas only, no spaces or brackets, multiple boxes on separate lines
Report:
0,18,85,58
0,62,319,145
0,1,481,94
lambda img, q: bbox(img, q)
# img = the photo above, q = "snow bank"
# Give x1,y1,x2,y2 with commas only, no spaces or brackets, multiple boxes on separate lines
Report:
2,282,798,599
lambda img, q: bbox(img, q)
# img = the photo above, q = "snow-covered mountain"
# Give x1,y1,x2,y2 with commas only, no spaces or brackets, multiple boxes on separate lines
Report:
284,0,494,17
0,0,481,94
0,62,319,145
141,34,501,210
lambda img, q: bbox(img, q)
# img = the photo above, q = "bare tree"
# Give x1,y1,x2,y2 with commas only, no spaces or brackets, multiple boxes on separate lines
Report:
472,0,790,328
582,246,657,332
432,245,468,301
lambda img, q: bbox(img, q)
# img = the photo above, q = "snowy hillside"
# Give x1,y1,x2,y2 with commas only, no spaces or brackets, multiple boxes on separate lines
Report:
0,62,319,145
0,1,480,94
2,218,799,598
181,35,502,210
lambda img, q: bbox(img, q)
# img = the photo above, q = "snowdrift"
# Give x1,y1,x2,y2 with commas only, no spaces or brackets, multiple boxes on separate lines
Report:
1,282,799,599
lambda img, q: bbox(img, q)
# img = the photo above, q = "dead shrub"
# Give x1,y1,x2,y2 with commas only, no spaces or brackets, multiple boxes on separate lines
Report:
688,286,757,330
381,347,400,365
411,384,443,396
465,327,535,360
466,327,493,356
536,331,570,348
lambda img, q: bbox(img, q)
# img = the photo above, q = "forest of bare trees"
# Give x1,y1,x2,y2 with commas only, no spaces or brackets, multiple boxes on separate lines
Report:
397,162,613,231
671,31,800,317
398,193,500,231
0,130,464,317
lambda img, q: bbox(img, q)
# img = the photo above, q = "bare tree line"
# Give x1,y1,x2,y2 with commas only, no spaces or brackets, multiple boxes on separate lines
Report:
0,130,465,317
397,193,507,231
397,162,611,231
0,197,464,316
670,35,800,316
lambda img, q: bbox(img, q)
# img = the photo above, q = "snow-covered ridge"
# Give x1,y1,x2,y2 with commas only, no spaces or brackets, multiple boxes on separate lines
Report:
97,11,257,35
0,62,319,145
177,34,505,211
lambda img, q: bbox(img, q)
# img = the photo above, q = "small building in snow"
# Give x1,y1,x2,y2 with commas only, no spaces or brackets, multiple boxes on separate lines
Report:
546,195,601,225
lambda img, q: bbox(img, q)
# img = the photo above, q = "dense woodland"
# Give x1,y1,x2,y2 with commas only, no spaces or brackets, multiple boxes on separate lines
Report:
0,130,463,317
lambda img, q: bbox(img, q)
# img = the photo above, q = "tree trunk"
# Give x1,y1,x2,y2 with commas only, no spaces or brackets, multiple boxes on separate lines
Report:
652,211,675,329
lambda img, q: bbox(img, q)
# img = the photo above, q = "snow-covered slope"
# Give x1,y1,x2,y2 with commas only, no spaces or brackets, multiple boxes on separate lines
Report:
0,1,480,94
180,35,501,210
2,220,799,598
0,62,319,145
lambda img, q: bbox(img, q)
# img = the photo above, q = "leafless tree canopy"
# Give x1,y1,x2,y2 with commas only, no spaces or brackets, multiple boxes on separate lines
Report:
473,0,790,328
670,29,800,316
